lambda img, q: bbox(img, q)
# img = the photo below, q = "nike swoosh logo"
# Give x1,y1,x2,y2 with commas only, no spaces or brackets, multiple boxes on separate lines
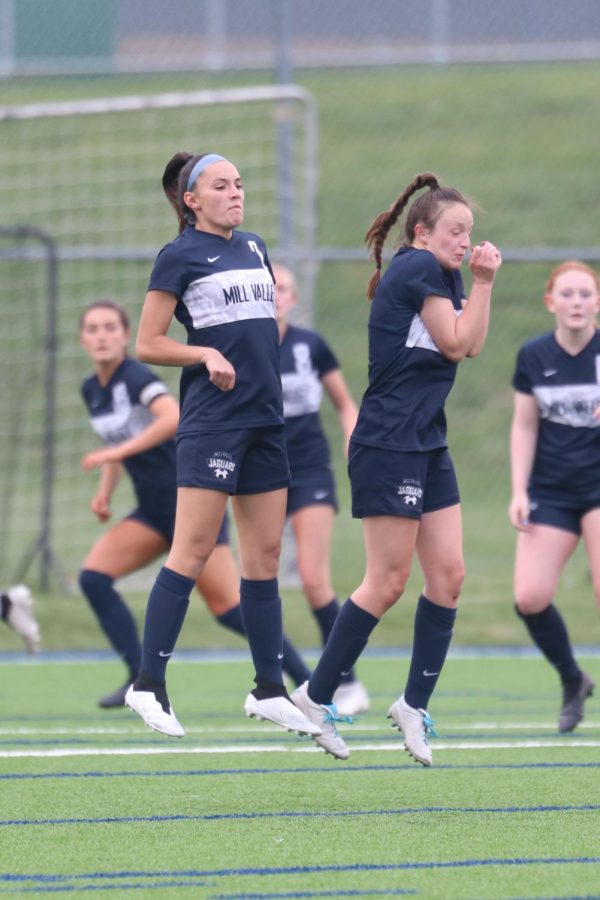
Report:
277,653,284,660
208,256,220,263
314,490,328,500
158,650,173,658
423,669,439,677
340,670,351,677
543,369,558,377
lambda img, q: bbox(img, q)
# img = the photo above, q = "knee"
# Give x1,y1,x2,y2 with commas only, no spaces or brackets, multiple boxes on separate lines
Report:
514,586,551,616
297,563,327,604
378,570,409,612
425,559,465,607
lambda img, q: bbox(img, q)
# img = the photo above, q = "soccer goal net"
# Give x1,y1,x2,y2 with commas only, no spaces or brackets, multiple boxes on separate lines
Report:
0,85,318,591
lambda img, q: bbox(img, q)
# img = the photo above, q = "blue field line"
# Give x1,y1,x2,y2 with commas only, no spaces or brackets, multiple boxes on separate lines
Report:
2,760,600,782
2,857,600,886
0,886,418,898
2,803,599,829
241,889,421,899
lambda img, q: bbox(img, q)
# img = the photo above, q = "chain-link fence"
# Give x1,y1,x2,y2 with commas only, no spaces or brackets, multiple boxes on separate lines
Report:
2,0,600,75
0,2,599,606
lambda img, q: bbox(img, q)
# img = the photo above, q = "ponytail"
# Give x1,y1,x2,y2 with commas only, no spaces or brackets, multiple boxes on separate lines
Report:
365,174,471,302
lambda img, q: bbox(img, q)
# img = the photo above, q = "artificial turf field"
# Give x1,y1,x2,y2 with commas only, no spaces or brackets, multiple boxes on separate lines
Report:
1,654,599,899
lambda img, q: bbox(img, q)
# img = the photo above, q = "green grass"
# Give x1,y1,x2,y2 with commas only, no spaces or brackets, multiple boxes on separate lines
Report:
1,655,599,898
1,61,600,645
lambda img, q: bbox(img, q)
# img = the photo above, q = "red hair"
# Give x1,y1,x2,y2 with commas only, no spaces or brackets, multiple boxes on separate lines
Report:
545,260,600,293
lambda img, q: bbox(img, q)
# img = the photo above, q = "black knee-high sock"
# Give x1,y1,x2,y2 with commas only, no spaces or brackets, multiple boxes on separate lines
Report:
308,598,379,705
239,577,285,688
79,569,141,680
515,604,581,684
312,598,355,684
139,566,193,683
404,594,456,711
216,606,311,687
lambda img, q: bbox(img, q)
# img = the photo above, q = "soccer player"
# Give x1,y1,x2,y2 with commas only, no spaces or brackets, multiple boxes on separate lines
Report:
124,152,320,741
509,260,599,732
273,263,369,716
80,300,310,709
1,584,40,653
292,173,502,763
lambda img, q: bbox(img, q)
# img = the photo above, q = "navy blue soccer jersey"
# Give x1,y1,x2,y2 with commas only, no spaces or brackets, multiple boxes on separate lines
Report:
351,247,465,452
280,324,339,474
148,225,282,434
512,329,600,504
81,358,177,517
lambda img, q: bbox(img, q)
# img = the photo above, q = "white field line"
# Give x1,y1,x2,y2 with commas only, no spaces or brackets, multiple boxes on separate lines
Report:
3,739,600,759
1,720,599,737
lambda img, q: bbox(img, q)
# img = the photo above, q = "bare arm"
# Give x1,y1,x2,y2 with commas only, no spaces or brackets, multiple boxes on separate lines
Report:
136,290,236,391
321,369,358,457
508,390,540,531
420,241,502,362
81,393,180,472
89,461,123,522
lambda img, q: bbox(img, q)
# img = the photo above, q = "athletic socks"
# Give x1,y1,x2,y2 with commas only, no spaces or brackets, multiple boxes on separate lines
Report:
239,577,286,689
308,598,379,705
515,603,581,684
216,605,311,687
139,566,193,683
404,594,456,711
312,597,355,684
78,569,141,680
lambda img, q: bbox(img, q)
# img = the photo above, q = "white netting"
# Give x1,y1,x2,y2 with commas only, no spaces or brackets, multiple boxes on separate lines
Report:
0,86,317,589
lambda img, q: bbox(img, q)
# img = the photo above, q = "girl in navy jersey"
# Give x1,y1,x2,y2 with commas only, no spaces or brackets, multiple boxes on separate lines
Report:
273,263,369,716
124,152,319,740
293,174,502,764
79,300,309,710
510,261,599,733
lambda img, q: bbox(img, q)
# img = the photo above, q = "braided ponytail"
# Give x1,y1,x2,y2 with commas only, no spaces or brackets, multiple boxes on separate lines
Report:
364,173,441,300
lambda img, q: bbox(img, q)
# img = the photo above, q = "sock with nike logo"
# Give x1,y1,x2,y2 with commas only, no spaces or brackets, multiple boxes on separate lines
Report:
312,597,356,684
404,594,456,710
140,566,193,682
308,598,379,705
239,577,285,688
217,605,311,687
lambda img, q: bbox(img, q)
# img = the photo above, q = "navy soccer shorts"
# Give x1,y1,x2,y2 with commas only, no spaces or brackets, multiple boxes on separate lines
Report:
176,425,290,495
349,443,460,520
528,498,600,536
286,465,338,516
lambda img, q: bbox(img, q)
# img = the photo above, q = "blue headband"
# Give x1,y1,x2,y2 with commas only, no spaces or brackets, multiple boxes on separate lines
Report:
186,154,228,191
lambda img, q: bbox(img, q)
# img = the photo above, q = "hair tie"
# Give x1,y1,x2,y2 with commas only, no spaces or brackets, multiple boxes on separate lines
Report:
186,154,228,191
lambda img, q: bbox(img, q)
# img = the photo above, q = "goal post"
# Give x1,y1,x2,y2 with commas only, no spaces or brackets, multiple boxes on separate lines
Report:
0,85,318,590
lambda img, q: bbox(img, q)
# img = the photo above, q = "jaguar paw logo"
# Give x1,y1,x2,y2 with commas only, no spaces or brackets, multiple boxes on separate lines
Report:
207,452,236,481
397,479,423,507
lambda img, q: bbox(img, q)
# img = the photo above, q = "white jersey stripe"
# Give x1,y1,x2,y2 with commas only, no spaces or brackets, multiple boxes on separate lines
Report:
182,267,275,330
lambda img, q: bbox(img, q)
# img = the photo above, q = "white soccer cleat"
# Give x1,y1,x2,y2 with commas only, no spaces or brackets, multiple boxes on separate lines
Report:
292,681,351,760
388,694,436,767
125,684,185,738
244,692,322,737
333,680,370,717
2,584,41,654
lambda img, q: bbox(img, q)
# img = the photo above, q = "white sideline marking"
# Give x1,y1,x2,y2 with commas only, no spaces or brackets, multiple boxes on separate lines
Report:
3,739,600,759
1,720,598,737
